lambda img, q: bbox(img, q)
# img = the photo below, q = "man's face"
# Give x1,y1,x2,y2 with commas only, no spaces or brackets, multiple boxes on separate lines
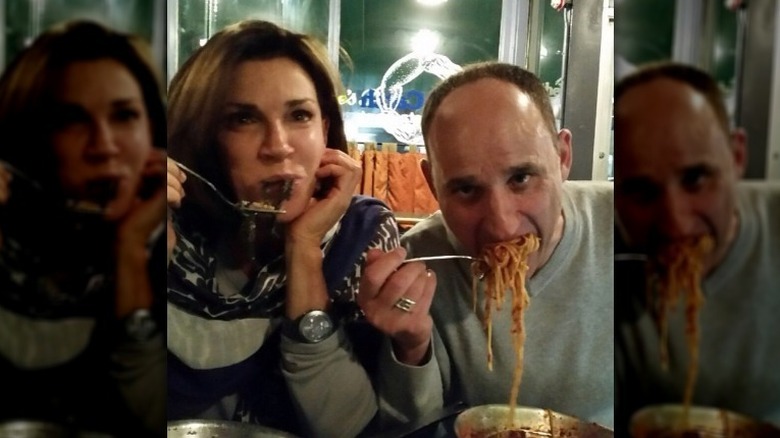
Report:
614,78,745,272
425,78,571,275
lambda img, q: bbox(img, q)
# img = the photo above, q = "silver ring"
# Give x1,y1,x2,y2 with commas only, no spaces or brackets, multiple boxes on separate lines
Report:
393,297,416,312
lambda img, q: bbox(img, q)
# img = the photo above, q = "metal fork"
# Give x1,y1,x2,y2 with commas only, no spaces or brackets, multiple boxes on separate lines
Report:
172,160,288,215
402,255,487,279
401,255,479,264
1,160,104,215
485,429,553,437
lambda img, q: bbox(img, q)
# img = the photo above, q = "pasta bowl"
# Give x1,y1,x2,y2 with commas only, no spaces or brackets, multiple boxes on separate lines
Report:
0,420,114,437
454,405,613,438
629,404,780,437
167,420,298,438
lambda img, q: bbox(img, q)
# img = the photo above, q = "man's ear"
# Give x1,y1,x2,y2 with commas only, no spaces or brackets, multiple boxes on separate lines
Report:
557,128,573,181
730,128,748,178
421,158,438,200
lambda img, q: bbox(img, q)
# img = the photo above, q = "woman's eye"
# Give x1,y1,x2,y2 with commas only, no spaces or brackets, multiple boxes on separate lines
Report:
49,105,89,130
290,109,313,122
225,112,257,127
112,108,140,123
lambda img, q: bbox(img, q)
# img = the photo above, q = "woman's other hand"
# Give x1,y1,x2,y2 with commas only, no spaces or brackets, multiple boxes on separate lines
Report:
117,148,168,245
0,163,12,250
285,148,361,247
358,247,436,366
166,156,187,263
115,148,167,318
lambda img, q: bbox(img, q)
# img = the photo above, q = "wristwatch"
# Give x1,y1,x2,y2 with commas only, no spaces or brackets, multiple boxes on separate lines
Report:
284,310,335,344
123,308,159,342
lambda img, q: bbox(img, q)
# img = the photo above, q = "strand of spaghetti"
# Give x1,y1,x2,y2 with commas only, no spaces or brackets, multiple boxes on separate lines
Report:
508,254,529,417
650,235,712,428
473,234,539,427
682,237,710,424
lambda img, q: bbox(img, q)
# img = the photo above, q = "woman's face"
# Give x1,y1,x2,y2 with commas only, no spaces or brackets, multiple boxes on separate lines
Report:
217,58,329,223
50,59,153,221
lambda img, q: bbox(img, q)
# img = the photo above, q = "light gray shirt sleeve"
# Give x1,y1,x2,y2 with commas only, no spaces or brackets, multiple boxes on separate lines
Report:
376,332,445,429
281,328,377,438
110,333,167,435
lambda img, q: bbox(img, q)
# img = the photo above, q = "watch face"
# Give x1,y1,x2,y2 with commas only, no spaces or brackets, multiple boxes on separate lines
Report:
127,309,157,341
299,311,333,343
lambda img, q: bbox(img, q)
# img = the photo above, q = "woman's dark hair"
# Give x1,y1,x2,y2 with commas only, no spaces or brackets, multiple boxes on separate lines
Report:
0,20,166,185
167,20,348,234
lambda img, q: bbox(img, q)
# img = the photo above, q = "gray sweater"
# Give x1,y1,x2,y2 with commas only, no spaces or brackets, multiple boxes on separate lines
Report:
616,181,780,434
381,181,615,429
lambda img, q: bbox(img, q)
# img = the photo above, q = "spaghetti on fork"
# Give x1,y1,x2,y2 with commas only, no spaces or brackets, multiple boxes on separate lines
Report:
471,234,540,422
647,234,714,425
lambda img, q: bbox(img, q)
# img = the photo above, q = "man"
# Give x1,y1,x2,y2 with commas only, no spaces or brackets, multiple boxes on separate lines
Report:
374,61,614,429
614,62,780,435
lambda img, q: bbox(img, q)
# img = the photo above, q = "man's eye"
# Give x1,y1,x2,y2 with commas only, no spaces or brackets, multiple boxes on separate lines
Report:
452,185,479,199
620,183,661,203
509,173,531,188
681,167,711,191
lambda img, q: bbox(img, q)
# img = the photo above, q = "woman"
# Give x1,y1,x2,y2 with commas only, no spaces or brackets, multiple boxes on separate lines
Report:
166,20,436,437
0,21,167,437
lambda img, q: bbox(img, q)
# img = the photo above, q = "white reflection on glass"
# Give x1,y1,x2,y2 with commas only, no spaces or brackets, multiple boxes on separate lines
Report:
416,0,449,6
374,52,462,144
411,29,440,53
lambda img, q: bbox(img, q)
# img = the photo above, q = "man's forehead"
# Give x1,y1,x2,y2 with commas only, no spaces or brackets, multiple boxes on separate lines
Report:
616,78,714,121
438,78,539,116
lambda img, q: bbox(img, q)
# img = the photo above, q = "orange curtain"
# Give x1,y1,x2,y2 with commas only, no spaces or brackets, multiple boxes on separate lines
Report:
388,152,415,213
372,149,389,204
353,143,439,217
348,142,362,195
409,152,439,214
361,149,375,198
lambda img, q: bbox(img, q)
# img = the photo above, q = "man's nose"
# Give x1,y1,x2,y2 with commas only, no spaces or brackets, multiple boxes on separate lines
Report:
658,189,695,239
84,120,120,162
483,189,520,242
260,120,294,161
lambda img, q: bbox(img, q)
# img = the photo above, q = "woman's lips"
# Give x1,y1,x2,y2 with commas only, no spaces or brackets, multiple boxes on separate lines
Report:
259,178,297,206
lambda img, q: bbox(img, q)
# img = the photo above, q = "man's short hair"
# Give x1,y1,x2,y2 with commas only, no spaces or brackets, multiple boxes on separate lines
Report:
421,61,558,154
615,61,731,135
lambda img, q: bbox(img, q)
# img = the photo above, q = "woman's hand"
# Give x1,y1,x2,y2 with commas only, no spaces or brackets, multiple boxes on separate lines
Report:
114,148,168,318
285,149,361,247
358,247,437,366
117,148,168,245
0,163,10,205
283,149,361,318
166,156,187,264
